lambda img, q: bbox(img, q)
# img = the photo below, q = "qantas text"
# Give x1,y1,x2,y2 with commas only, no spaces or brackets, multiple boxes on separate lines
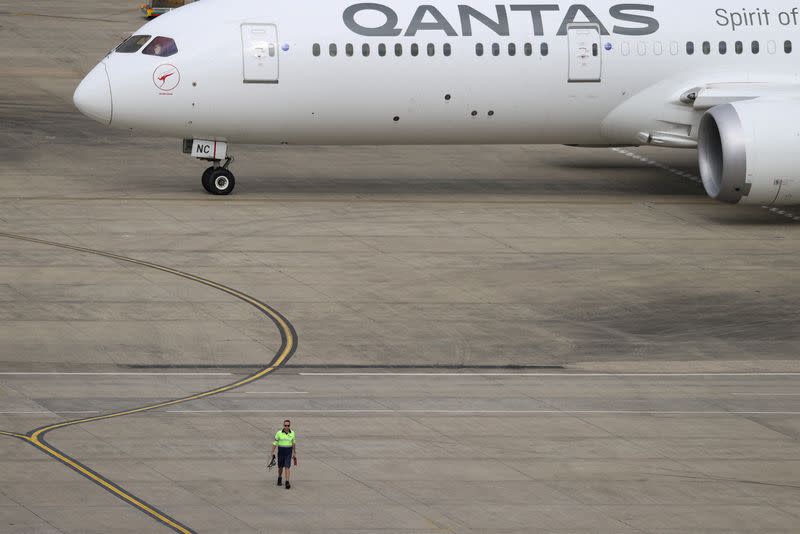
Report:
343,3,659,37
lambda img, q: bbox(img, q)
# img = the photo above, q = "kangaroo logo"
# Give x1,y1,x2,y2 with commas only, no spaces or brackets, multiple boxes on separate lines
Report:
153,64,180,92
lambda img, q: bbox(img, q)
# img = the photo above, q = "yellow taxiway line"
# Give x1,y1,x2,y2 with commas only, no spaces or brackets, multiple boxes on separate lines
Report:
0,231,298,533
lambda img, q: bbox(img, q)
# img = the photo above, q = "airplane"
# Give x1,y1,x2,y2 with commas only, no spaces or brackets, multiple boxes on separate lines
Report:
73,0,800,206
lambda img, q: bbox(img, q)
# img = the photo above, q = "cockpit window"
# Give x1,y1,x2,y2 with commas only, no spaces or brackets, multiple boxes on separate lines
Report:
142,36,178,57
116,35,151,53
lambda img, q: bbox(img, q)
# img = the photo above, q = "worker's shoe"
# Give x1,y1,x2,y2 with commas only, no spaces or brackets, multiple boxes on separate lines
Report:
285,481,291,489
277,477,282,486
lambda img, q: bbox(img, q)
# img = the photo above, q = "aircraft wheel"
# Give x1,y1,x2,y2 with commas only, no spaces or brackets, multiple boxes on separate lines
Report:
209,168,235,195
201,166,215,194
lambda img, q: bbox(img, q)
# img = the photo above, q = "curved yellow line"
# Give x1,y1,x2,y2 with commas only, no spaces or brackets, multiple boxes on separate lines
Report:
0,232,296,438
0,231,297,533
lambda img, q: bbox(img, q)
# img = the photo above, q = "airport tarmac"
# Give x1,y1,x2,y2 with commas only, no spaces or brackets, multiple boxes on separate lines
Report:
2,2,800,533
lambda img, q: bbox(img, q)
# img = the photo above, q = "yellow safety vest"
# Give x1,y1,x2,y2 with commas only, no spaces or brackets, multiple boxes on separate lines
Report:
273,429,295,447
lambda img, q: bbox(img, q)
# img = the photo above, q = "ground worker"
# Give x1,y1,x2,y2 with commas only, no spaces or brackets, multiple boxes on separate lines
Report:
270,419,296,489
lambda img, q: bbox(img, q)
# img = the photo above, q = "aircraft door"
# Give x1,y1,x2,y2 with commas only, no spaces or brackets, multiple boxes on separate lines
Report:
567,24,602,82
241,24,279,83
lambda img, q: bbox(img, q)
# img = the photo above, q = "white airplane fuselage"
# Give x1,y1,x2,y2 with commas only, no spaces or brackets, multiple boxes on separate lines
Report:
73,1,800,203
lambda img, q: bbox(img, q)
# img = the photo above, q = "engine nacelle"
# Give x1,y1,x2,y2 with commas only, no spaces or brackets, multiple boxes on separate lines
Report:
698,100,800,206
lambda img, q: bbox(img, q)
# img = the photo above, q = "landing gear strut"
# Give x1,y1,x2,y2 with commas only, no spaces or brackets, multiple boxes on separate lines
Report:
201,156,235,195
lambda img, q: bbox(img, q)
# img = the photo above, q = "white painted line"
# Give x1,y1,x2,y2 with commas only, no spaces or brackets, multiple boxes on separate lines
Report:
731,393,800,396
164,409,800,415
0,372,233,376
0,411,100,414
611,147,702,184
242,391,308,394
298,372,800,377
610,147,800,223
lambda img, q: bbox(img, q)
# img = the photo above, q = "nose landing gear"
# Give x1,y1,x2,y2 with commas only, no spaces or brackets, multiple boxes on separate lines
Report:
184,139,236,195
201,157,235,195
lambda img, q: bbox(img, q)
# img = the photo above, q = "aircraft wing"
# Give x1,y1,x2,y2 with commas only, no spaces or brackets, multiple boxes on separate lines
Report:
602,80,800,149
688,82,800,109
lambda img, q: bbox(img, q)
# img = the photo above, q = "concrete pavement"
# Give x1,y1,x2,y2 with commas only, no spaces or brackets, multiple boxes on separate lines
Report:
1,1,800,532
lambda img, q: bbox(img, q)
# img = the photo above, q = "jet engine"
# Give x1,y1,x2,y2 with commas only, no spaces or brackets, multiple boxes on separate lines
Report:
698,100,800,206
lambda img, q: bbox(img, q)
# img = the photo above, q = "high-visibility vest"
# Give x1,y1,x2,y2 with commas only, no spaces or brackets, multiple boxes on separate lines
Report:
273,429,295,447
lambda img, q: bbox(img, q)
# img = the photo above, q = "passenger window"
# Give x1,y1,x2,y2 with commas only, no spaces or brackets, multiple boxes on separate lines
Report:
508,43,516,56
735,41,743,54
394,43,402,56
686,41,694,55
492,43,500,56
621,41,630,56
540,43,549,56
524,43,532,56
142,36,178,57
427,43,434,56
653,41,663,55
670,41,679,55
702,41,710,54
312,43,320,57
719,41,727,54
767,40,776,54
752,41,760,54
116,34,151,53
476,43,484,56
443,43,452,57
785,40,793,53
329,43,337,57
362,43,370,57
637,41,646,55
345,43,354,57
411,43,419,57
379,43,386,57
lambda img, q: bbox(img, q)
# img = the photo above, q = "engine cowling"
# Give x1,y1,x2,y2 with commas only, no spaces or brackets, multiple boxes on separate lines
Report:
698,100,800,206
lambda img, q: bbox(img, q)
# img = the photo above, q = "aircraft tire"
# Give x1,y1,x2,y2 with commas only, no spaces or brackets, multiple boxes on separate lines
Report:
201,166,215,194
209,168,235,195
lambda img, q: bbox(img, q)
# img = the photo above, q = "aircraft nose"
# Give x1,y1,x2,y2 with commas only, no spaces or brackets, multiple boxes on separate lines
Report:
73,63,112,124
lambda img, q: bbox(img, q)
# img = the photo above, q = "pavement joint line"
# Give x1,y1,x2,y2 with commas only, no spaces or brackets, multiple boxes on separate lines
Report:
731,393,800,396
164,409,800,414
5,12,124,23
127,364,565,369
0,231,298,534
298,372,800,376
610,147,800,222
0,196,706,204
